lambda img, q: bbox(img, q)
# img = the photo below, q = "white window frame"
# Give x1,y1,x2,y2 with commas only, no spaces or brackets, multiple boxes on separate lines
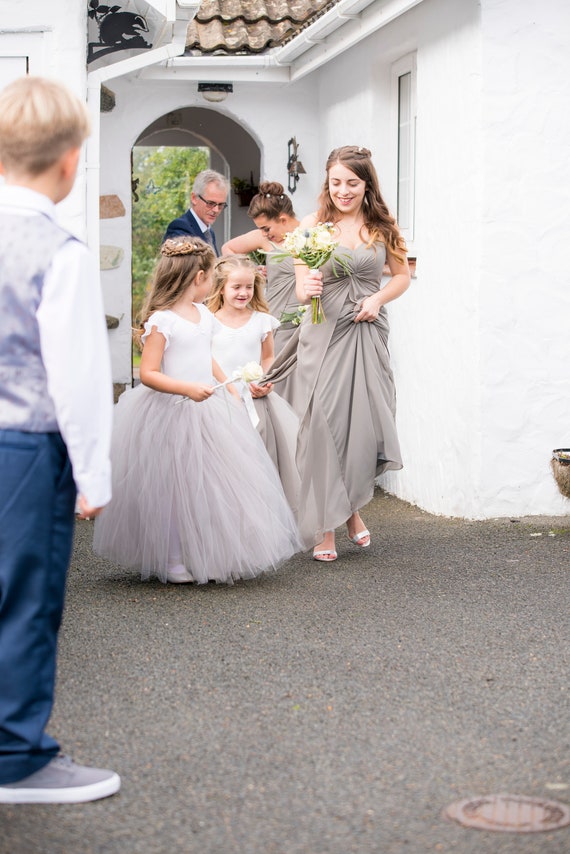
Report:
391,52,417,248
0,29,51,86
0,30,51,185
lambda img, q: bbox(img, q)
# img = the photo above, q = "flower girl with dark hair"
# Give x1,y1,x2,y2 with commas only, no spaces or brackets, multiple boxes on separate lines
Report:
94,237,301,583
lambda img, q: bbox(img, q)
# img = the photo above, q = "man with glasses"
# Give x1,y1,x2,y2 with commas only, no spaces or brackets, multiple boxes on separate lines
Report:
163,169,230,255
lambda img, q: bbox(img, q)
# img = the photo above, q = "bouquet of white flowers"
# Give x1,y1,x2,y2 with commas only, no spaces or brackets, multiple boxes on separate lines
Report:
213,361,264,389
273,222,349,323
176,362,265,404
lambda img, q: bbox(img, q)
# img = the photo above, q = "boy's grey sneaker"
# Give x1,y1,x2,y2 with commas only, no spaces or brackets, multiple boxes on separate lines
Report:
0,754,120,804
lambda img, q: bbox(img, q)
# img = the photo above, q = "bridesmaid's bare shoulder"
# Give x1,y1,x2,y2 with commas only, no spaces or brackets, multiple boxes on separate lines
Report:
299,212,318,228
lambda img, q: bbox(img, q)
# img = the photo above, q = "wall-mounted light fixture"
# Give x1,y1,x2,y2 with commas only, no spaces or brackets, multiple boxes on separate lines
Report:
287,136,306,193
198,82,233,103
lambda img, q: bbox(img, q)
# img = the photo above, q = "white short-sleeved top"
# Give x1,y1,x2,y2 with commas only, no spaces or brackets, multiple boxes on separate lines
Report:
211,310,279,377
142,304,220,384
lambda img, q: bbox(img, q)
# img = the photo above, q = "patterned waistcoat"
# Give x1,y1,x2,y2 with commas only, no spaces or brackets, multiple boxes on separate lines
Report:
0,211,75,432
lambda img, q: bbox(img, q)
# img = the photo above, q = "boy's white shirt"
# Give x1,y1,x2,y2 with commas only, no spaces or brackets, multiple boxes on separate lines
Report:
0,185,113,507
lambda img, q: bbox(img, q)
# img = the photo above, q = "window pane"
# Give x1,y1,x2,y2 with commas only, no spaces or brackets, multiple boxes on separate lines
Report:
0,56,28,91
398,72,412,230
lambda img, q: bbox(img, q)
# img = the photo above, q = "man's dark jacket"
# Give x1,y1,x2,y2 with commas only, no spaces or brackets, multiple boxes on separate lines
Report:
162,209,219,255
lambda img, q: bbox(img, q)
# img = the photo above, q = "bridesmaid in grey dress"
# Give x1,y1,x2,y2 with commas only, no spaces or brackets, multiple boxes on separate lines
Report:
286,146,411,560
221,181,300,356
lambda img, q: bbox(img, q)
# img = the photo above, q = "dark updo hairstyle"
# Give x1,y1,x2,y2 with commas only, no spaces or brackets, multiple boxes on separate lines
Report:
247,181,295,221
317,145,407,263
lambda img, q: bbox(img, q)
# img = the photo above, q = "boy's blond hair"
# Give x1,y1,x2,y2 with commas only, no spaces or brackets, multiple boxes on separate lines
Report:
0,76,90,176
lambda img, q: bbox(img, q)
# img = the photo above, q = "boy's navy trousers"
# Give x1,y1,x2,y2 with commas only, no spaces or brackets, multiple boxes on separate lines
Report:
0,430,76,784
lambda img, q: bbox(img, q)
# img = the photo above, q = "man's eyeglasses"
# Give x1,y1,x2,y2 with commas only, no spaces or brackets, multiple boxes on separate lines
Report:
197,194,228,211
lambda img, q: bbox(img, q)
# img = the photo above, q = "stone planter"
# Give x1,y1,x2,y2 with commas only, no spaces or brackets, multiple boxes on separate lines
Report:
551,449,570,498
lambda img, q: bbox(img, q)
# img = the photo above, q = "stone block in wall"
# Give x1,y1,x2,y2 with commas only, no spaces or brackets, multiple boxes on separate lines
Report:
100,195,125,219
106,314,120,329
100,245,124,270
101,85,116,112
113,383,126,404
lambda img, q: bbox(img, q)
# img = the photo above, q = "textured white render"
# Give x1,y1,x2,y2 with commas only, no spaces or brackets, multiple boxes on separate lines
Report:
475,0,570,517
314,0,570,517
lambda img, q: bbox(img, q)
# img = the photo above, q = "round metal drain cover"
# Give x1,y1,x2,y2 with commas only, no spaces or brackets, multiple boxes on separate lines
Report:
443,793,570,833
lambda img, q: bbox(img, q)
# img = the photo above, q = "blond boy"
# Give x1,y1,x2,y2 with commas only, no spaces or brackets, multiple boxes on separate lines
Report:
0,77,119,803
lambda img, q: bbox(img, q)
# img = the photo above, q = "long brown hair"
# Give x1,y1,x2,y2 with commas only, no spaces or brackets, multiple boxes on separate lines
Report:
317,145,407,263
247,181,295,220
134,237,215,347
207,255,269,314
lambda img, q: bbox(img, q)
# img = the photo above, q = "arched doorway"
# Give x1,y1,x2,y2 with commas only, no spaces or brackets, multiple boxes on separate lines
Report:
130,107,261,382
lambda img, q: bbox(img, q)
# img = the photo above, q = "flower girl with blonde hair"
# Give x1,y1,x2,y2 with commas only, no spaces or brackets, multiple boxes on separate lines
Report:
94,237,301,583
208,254,301,515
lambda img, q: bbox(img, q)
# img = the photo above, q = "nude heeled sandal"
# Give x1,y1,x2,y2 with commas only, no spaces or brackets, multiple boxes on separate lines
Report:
312,549,338,562
347,529,370,548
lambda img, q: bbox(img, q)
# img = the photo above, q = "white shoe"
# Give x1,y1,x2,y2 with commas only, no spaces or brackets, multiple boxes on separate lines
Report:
166,563,194,583
0,754,120,804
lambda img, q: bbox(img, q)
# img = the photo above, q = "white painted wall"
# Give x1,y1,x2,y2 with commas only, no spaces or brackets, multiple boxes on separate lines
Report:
314,0,570,517
0,0,88,237
476,0,570,516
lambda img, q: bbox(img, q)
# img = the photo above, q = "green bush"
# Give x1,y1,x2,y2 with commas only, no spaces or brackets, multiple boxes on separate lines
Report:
131,146,209,323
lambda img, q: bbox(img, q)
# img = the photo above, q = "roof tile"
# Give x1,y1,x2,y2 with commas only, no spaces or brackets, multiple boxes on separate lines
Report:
186,0,339,55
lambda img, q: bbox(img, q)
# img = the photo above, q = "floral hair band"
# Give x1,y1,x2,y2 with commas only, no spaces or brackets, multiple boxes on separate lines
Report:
161,237,211,256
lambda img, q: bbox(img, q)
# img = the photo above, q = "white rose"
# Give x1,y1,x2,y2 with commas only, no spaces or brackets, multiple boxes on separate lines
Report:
312,228,336,252
235,361,264,382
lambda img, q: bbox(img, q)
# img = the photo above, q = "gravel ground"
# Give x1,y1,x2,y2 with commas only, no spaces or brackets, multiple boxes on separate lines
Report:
1,490,569,853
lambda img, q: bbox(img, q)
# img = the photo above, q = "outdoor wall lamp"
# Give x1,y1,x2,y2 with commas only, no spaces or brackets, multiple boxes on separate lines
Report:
198,82,233,103
287,136,306,193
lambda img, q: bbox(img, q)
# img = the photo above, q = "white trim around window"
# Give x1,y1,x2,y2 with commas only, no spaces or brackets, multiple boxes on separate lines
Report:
0,29,51,90
391,52,417,248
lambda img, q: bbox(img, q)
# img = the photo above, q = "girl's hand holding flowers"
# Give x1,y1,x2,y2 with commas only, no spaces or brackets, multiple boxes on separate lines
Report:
184,382,214,402
209,361,266,392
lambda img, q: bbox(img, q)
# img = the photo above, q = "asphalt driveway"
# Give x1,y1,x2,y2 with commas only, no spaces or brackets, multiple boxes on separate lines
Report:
1,490,568,853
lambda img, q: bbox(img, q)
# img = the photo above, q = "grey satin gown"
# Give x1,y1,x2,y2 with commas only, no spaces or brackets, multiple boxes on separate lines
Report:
267,242,403,546
265,253,300,355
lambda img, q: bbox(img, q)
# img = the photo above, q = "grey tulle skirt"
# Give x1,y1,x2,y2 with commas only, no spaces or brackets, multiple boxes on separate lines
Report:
253,391,300,516
93,384,302,583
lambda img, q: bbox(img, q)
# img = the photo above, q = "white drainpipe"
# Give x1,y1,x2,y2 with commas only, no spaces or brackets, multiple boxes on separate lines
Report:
273,0,373,64
85,17,191,255
285,0,426,81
